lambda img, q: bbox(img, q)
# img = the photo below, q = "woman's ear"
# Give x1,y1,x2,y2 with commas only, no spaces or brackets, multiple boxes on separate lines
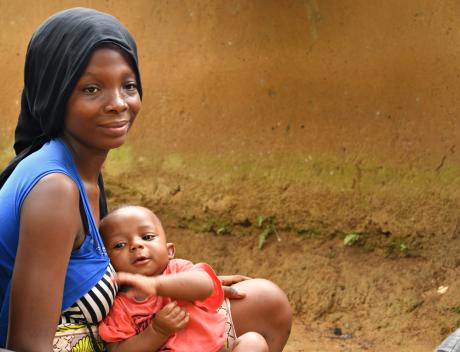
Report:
166,243,175,259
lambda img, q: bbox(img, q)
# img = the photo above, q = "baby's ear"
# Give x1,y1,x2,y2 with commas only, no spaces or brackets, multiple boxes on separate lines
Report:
166,243,175,259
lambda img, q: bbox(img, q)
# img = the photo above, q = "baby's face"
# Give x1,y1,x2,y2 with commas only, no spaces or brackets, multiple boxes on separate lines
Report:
100,206,174,276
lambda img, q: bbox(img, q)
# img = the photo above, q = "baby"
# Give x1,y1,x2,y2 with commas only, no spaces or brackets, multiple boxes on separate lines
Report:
98,205,268,352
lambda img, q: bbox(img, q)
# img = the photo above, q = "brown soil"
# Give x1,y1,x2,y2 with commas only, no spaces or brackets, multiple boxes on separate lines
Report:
104,169,460,352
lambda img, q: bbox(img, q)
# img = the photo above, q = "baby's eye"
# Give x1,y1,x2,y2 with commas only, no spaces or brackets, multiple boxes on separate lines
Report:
142,233,155,241
83,85,100,94
113,242,126,249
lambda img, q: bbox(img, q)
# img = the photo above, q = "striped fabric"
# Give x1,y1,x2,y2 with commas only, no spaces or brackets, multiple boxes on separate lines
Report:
60,264,118,324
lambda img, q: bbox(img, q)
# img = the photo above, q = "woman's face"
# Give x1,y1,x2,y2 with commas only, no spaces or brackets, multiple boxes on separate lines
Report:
63,46,141,153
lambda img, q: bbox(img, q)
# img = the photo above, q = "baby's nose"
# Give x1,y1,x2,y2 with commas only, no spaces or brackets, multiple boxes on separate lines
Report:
130,242,143,251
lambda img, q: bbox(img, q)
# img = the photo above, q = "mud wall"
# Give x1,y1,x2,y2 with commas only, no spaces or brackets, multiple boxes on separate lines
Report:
2,1,460,250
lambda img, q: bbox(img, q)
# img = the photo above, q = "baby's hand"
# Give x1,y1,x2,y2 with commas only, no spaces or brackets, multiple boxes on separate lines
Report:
114,272,159,297
151,301,189,336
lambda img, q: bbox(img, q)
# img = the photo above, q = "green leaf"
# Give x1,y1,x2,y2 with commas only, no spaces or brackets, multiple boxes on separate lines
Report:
258,228,273,249
344,233,360,246
257,215,266,228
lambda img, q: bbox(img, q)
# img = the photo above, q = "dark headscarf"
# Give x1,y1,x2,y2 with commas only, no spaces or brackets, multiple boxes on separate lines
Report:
0,7,143,214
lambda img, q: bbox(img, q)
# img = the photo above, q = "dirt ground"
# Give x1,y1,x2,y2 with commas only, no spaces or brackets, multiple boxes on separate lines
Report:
104,168,460,352
162,228,453,352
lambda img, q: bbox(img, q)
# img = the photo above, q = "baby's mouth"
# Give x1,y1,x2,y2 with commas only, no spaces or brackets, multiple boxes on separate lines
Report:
133,256,150,265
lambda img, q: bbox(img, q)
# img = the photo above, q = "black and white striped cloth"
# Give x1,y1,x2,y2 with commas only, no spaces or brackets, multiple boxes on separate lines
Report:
59,264,118,324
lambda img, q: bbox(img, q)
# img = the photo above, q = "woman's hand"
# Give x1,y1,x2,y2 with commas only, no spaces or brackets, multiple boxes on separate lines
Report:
218,275,251,299
151,301,189,337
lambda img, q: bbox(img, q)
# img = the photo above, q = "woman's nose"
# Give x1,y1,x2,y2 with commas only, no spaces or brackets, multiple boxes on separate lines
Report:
104,89,128,113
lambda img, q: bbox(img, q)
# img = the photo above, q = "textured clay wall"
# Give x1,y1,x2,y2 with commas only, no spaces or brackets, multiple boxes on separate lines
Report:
2,1,460,245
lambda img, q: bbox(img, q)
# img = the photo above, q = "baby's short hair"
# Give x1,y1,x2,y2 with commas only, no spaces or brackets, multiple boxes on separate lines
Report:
101,204,162,227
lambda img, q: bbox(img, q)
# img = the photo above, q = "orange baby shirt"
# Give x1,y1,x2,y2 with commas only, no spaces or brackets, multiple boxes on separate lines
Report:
99,259,227,352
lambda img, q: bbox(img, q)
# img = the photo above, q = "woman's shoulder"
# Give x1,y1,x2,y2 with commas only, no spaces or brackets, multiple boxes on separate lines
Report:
31,172,79,199
0,138,79,210
19,139,73,172
7,139,76,187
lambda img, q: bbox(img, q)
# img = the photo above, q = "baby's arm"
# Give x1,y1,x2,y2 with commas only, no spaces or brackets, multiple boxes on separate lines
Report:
115,270,214,301
106,301,188,352
156,270,215,301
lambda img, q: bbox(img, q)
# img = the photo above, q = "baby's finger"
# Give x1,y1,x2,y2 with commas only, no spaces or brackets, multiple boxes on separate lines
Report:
113,272,156,295
165,305,187,321
177,311,190,328
167,305,186,320
113,272,140,285
159,301,178,315
169,309,189,328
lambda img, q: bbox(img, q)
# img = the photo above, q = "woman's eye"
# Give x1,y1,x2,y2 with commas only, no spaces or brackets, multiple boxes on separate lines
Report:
83,85,100,94
113,242,125,249
125,82,137,91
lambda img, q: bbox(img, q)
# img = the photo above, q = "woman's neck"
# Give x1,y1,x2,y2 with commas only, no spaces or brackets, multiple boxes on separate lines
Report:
60,135,108,183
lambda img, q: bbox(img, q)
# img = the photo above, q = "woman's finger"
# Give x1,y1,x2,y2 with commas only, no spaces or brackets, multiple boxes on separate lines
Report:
222,285,246,299
218,275,251,286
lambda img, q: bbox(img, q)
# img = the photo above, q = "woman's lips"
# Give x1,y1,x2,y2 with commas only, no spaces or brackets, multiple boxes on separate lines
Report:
99,120,130,136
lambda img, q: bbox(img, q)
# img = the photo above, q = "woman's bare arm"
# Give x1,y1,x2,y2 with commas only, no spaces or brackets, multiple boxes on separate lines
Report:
7,173,81,351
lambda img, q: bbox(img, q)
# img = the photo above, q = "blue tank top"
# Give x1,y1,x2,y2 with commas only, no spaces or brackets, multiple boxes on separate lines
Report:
0,138,109,346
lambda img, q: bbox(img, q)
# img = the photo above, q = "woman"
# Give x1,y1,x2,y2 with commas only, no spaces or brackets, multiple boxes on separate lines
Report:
0,7,291,351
